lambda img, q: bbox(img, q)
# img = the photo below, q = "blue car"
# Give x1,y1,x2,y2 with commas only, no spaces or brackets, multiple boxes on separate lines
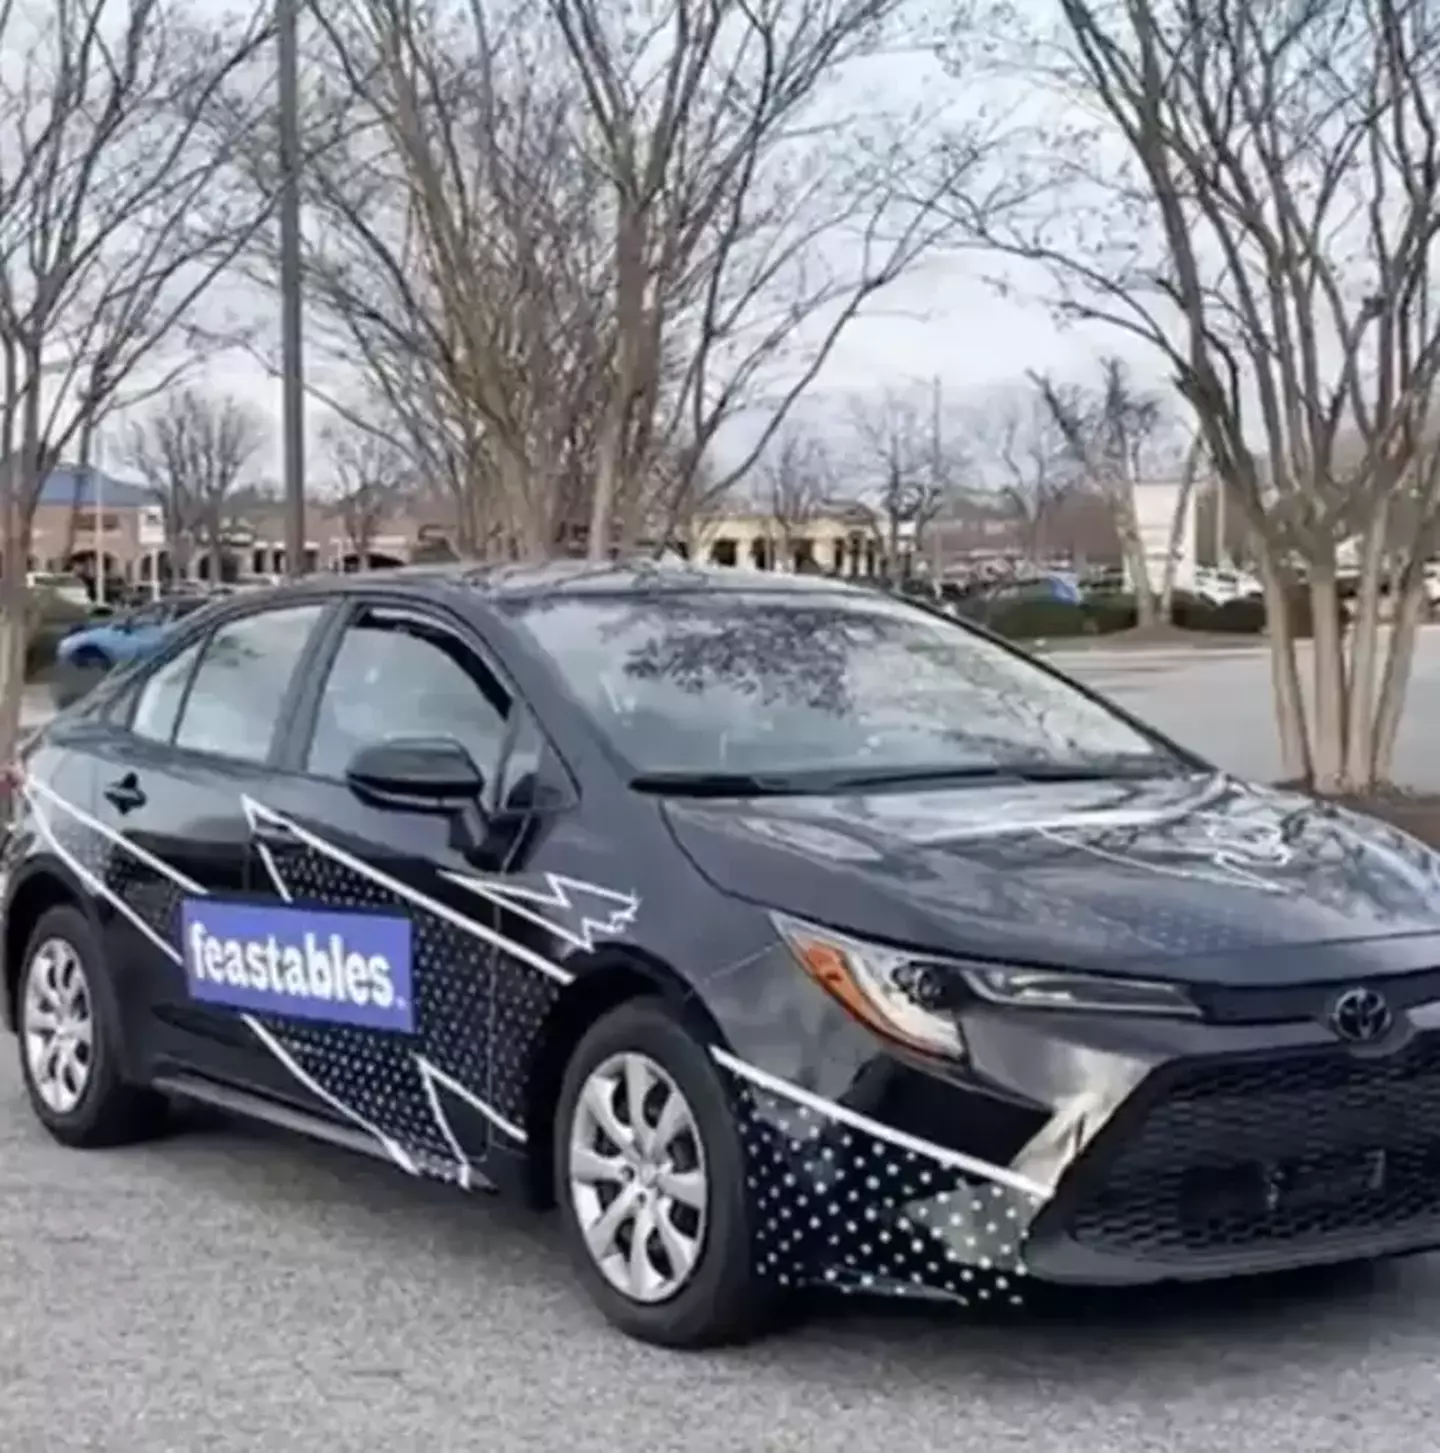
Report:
56,597,211,672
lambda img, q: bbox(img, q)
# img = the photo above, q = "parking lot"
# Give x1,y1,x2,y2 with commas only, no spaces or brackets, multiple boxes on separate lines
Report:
5,639,1440,1451
1057,628,1440,788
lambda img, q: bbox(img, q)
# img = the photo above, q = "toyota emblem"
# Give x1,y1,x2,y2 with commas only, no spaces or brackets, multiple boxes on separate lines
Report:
1329,986,1393,1044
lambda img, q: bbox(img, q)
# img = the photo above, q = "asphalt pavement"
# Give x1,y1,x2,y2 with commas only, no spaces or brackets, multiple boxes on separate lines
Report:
6,644,1440,1451
4,1054,1440,1452
1055,627,1440,788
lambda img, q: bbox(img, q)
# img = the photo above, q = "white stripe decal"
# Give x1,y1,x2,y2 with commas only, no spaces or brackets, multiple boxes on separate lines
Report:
711,1047,1050,1201
254,841,293,902
239,795,574,986
416,1054,526,1146
22,784,185,966
27,775,207,895
241,1013,420,1175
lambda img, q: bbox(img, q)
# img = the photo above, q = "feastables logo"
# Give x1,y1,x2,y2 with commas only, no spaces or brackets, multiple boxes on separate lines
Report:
180,898,415,1033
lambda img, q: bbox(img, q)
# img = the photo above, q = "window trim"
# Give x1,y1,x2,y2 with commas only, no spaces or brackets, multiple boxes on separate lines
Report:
286,598,519,808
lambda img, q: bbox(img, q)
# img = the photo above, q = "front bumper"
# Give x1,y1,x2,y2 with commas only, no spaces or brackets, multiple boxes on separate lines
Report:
1026,1025,1440,1284
725,991,1440,1302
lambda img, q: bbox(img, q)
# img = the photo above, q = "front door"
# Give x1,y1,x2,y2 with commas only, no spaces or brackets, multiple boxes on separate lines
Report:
222,599,532,1189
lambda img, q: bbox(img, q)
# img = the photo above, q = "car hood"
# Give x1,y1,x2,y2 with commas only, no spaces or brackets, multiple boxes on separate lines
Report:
661,772,1440,985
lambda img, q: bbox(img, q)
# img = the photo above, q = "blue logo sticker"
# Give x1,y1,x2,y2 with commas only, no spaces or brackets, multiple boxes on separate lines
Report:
180,898,415,1033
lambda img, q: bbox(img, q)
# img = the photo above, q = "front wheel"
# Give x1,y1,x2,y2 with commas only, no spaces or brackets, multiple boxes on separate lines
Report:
554,998,778,1348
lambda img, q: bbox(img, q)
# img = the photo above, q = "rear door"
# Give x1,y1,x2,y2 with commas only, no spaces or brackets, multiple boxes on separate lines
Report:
90,598,335,1088
222,596,539,1185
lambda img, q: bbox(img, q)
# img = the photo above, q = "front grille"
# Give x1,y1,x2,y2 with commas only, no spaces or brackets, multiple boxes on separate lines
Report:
1065,1035,1440,1261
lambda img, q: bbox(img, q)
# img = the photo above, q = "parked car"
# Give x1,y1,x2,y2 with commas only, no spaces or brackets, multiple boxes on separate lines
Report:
1193,567,1262,606
7,561,1440,1348
972,572,1083,608
53,596,214,673
26,571,91,610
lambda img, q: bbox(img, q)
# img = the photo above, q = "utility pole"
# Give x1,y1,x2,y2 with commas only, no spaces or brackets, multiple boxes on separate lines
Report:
277,0,306,578
929,375,945,584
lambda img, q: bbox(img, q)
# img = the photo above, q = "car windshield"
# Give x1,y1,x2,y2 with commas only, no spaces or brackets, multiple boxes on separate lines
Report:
509,588,1186,783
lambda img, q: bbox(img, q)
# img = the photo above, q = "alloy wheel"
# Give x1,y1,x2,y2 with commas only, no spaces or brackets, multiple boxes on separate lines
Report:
567,1051,709,1304
22,937,95,1117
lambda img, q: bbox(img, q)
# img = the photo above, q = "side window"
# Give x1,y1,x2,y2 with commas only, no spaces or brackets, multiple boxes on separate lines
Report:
130,639,206,743
173,603,328,765
305,610,510,781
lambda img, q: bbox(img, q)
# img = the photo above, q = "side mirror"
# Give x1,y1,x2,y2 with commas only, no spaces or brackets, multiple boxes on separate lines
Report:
345,736,485,810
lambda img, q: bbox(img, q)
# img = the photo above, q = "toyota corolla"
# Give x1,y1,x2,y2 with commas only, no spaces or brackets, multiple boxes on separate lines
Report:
5,560,1440,1347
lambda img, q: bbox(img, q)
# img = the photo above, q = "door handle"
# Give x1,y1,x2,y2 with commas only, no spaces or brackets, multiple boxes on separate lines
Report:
103,773,147,813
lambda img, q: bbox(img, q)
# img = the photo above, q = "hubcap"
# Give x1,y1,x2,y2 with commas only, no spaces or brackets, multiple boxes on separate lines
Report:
22,937,95,1116
567,1051,708,1304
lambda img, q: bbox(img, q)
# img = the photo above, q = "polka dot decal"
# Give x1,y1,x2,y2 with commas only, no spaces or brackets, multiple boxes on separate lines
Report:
488,953,563,1129
723,1065,1047,1306
258,841,506,1169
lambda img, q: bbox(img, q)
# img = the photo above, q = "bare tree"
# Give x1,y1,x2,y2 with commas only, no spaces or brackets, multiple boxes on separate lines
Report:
1029,360,1170,625
966,385,1080,564
125,390,267,582
848,384,955,576
756,427,834,570
238,1,614,559
552,0,995,557
0,0,271,756
956,0,1440,791
323,421,409,565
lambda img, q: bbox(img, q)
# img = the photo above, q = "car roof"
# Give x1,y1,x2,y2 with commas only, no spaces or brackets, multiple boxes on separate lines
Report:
218,557,877,609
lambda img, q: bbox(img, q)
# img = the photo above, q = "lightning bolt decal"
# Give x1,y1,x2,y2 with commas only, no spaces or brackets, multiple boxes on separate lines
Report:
440,870,639,952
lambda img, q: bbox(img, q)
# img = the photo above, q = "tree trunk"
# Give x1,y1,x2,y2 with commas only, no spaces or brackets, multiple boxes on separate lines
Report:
1343,507,1390,790
1307,560,1348,792
1370,558,1430,787
1259,555,1312,784
1159,439,1203,621
1109,484,1156,625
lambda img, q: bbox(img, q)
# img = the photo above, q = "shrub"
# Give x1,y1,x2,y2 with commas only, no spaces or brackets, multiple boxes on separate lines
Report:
23,623,70,682
984,597,1093,639
1082,591,1138,634
16,590,94,683
1169,584,1343,640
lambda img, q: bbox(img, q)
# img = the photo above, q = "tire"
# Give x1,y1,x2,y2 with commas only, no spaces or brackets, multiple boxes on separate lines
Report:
15,905,168,1148
553,997,778,1348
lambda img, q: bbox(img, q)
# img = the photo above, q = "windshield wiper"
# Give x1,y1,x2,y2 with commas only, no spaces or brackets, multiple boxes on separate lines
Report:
629,770,819,798
824,759,1187,790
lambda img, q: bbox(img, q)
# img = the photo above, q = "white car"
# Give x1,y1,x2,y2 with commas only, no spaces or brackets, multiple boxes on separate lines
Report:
26,571,91,609
1193,567,1261,606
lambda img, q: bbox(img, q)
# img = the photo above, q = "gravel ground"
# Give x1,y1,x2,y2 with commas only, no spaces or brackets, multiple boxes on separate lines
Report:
2,1044,1439,1453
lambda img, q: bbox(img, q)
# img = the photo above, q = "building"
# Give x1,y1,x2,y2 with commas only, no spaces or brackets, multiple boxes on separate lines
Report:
21,467,162,581
9,465,466,587
685,503,889,576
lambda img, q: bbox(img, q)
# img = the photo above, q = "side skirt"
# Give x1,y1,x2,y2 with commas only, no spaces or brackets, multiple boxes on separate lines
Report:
149,1071,499,1193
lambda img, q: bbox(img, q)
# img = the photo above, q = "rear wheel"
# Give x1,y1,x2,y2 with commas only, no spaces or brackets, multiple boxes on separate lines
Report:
554,998,777,1347
16,905,167,1147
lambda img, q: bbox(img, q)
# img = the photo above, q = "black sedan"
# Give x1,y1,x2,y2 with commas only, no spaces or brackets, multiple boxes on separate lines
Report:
4,560,1440,1347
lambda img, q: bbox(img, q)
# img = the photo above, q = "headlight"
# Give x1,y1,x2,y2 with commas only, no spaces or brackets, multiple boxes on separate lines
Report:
771,912,966,1058
960,964,1199,1016
772,913,1199,1053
